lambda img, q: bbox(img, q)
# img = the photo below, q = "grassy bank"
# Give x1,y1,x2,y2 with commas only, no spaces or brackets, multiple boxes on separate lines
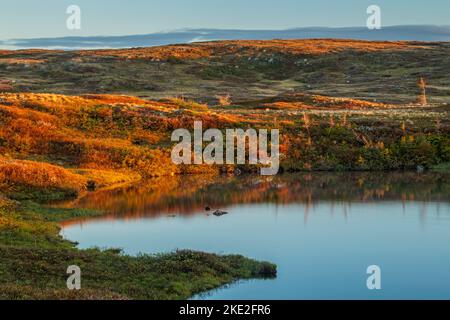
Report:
0,197,276,300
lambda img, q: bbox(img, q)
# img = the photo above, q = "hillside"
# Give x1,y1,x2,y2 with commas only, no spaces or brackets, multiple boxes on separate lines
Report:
0,39,449,198
0,39,449,104
0,91,448,201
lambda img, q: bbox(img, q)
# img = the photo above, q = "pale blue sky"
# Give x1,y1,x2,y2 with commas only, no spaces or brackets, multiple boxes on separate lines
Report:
1,0,449,40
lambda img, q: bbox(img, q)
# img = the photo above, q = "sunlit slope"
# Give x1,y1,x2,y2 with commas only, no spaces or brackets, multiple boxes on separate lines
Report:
0,39,449,103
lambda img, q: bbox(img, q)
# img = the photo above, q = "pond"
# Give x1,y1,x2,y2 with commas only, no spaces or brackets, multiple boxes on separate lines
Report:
59,172,450,299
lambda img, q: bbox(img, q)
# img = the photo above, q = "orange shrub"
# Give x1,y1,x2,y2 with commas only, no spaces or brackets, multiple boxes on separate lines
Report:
0,159,86,191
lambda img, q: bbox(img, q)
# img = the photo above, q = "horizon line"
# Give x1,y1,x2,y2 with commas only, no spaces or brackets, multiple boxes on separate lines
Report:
2,24,450,42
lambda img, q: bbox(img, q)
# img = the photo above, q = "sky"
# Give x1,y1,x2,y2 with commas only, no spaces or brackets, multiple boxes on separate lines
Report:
0,0,449,40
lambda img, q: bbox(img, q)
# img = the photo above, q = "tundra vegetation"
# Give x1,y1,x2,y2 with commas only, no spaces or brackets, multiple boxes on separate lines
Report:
0,39,449,299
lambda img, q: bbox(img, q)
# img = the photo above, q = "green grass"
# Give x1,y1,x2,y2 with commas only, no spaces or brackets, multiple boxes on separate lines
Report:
0,247,275,300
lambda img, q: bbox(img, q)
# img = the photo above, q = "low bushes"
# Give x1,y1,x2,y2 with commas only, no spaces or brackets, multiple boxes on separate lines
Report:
0,159,87,200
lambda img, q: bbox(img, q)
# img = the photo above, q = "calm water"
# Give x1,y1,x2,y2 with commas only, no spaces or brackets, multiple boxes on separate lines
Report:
60,172,450,299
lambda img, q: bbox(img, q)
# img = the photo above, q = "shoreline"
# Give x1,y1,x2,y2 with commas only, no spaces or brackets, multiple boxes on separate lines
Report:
1,164,449,299
0,193,276,299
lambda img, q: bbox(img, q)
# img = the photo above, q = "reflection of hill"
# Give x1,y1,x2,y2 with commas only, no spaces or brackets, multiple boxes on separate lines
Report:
58,172,449,226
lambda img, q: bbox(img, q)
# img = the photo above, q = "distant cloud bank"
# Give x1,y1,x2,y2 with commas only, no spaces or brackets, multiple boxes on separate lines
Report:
1,25,449,50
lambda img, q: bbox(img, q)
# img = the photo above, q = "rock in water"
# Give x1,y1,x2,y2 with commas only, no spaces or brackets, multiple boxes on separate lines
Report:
213,210,228,217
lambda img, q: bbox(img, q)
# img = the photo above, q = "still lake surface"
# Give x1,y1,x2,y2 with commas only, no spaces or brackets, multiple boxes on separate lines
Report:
60,172,450,299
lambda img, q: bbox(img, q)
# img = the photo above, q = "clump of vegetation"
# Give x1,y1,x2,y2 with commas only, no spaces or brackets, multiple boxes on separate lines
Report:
0,159,86,200
216,94,232,107
168,97,209,111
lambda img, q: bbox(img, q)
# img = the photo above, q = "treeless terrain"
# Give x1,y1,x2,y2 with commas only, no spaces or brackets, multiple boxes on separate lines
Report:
0,39,448,104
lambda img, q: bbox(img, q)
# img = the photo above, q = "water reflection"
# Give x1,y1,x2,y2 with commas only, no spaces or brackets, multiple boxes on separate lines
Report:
59,172,449,227
60,172,450,299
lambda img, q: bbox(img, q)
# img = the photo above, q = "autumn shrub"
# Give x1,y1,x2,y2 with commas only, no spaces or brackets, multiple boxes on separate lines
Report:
216,95,232,107
0,159,87,199
168,97,209,111
122,148,180,177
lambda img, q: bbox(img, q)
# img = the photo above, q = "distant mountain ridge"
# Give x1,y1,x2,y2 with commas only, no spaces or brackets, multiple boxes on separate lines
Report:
1,25,450,50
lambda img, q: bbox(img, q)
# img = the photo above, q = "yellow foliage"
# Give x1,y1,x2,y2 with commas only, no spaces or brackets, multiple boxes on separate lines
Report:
0,159,86,191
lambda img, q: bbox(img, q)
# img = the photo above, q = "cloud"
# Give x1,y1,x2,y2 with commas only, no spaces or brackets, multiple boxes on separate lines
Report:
1,26,449,50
